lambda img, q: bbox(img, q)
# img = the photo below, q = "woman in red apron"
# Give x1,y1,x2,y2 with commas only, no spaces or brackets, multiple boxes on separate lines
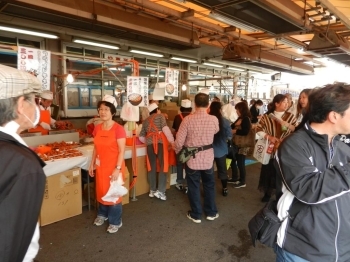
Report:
28,91,56,135
139,103,174,201
88,95,126,234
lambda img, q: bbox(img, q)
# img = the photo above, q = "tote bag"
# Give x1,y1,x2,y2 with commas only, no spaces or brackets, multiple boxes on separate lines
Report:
234,128,256,148
253,138,272,165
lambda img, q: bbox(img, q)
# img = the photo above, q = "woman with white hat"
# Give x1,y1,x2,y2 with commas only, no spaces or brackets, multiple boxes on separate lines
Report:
88,95,127,234
139,102,175,201
28,90,56,135
0,64,46,262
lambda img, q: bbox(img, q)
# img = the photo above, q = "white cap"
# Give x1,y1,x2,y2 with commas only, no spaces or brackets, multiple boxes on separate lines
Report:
148,102,158,112
102,94,118,108
41,90,53,100
181,99,191,108
199,88,210,95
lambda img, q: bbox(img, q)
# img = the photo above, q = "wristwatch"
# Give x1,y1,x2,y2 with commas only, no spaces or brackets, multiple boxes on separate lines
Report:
116,166,121,170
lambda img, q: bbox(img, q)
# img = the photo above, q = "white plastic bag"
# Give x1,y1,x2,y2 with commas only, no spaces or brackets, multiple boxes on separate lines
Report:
102,174,128,203
253,139,271,165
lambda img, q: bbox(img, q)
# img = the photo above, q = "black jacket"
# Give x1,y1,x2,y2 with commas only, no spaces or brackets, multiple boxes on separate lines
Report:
275,122,350,262
250,106,260,123
0,132,46,262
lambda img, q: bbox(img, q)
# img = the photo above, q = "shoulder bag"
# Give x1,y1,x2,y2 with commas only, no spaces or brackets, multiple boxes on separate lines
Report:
178,144,212,164
234,118,256,148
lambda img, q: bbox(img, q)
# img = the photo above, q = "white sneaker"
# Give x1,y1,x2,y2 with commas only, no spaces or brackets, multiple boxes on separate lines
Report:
93,216,107,226
107,222,122,234
206,213,219,221
149,190,156,198
154,190,167,200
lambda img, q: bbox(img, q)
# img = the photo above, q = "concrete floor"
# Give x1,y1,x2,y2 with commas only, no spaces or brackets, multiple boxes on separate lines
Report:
36,162,276,262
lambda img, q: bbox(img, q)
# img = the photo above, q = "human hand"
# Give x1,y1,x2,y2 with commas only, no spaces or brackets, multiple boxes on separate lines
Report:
110,169,120,182
40,122,51,130
267,135,279,144
88,165,95,177
162,113,169,120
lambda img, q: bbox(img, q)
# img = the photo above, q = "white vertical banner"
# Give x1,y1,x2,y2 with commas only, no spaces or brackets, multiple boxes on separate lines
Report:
165,68,179,97
126,76,148,107
17,46,51,90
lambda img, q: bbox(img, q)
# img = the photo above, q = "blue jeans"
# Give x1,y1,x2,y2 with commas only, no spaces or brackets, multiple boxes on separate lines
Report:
176,154,185,184
231,153,246,184
185,165,218,219
98,203,122,226
275,245,309,262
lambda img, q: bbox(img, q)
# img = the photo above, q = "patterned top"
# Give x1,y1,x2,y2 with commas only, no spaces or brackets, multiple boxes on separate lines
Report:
139,113,167,145
174,110,219,170
256,111,297,141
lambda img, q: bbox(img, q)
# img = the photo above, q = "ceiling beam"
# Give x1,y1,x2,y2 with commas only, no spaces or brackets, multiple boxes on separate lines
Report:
252,0,312,30
14,0,200,47
318,0,350,30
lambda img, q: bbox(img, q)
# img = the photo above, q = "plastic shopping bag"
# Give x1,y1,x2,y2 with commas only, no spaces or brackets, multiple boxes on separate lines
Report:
253,139,271,165
226,158,232,170
102,174,128,203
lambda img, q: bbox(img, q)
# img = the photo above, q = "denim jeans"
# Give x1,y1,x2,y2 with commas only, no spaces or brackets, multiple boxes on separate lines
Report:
98,203,122,226
274,245,309,262
176,153,185,184
214,155,228,180
231,153,246,184
185,165,218,219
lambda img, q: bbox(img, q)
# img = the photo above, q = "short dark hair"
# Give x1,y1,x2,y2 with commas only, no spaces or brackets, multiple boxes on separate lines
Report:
194,93,209,108
255,99,263,106
235,102,251,118
308,84,350,123
97,101,117,115
180,106,192,113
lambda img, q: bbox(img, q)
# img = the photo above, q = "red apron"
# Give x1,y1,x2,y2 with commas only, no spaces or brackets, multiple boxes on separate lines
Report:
94,124,125,205
145,114,171,172
28,109,51,135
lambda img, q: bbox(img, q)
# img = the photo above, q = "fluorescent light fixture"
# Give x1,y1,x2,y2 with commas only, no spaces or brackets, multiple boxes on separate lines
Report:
227,67,245,72
0,25,58,39
294,57,304,61
150,74,164,78
129,49,163,57
247,70,261,74
109,68,125,71
73,39,119,50
203,62,223,68
181,84,187,91
171,56,197,63
209,12,259,32
303,61,315,66
278,37,305,50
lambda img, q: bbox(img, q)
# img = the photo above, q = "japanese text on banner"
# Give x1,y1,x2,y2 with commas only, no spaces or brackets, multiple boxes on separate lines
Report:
126,76,148,107
17,46,51,90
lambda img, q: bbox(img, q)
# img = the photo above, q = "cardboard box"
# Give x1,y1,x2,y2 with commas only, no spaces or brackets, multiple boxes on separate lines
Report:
126,156,170,197
40,168,82,226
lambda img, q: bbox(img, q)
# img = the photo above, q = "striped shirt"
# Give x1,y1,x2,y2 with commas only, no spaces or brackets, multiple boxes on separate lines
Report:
256,111,296,141
139,113,167,145
174,109,219,170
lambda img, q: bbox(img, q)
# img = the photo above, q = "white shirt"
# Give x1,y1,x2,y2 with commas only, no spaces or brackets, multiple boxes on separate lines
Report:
0,121,40,262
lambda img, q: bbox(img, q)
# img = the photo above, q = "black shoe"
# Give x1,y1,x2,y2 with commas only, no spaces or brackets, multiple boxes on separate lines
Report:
222,188,228,196
227,178,239,184
234,182,246,188
261,194,271,202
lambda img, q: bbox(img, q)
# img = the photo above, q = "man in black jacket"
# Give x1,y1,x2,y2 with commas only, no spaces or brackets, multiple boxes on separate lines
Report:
0,64,45,262
274,84,350,262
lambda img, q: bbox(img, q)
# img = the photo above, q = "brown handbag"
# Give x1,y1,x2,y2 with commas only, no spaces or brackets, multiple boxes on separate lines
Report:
234,123,256,148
